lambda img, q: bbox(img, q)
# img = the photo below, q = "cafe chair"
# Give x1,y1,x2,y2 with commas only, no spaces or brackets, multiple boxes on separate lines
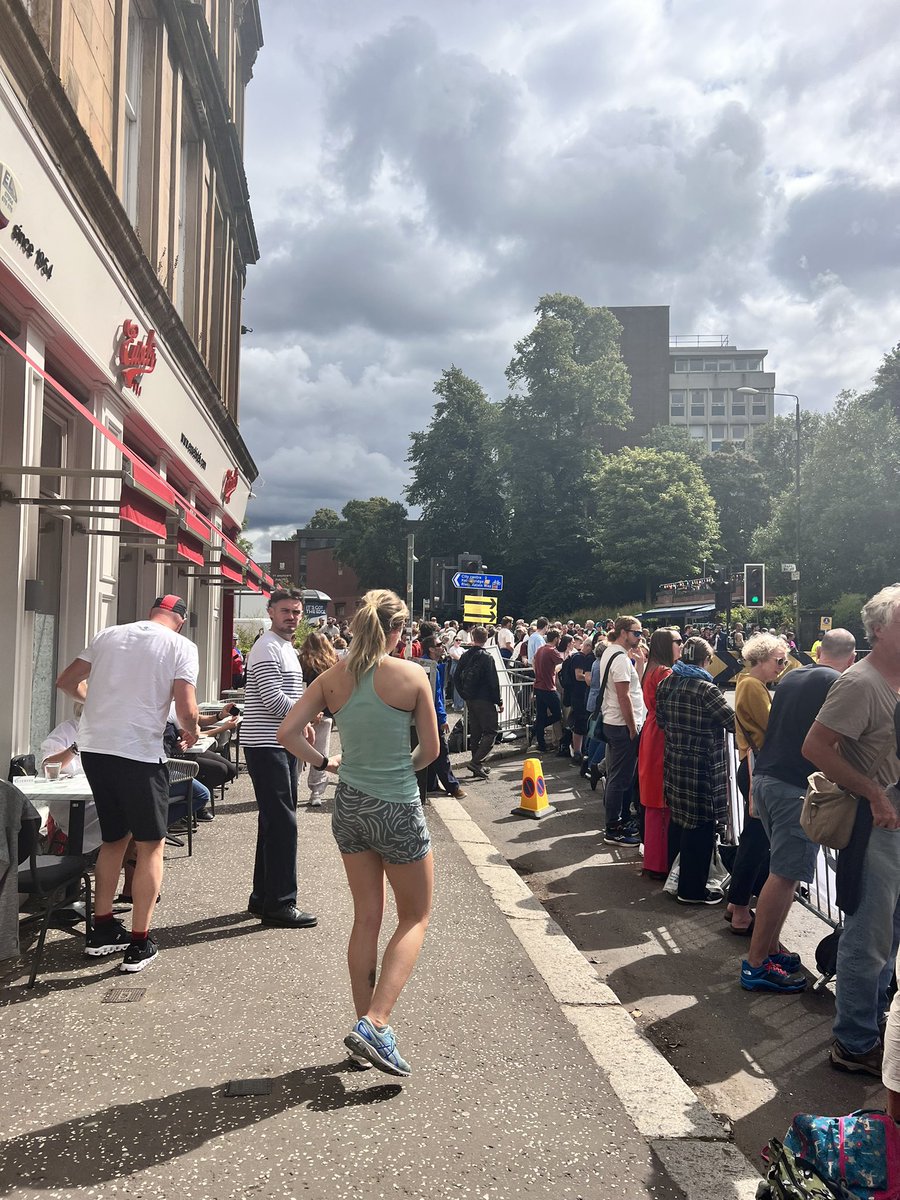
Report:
17,812,94,988
166,758,200,857
8,754,36,782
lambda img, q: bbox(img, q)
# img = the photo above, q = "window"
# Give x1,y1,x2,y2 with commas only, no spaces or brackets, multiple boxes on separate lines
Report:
752,400,767,416
123,5,143,223
690,358,703,371
711,424,727,440
746,358,762,371
690,389,706,416
689,425,707,440
731,425,747,442
669,389,686,417
673,359,689,372
177,115,202,333
703,359,720,371
711,389,726,416
718,360,733,371
733,358,747,371
731,396,746,416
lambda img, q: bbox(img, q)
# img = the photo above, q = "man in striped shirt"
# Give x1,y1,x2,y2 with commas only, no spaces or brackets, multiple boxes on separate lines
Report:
244,588,318,928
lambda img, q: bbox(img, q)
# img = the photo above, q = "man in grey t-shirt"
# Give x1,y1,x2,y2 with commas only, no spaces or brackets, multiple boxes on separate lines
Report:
803,585,900,1078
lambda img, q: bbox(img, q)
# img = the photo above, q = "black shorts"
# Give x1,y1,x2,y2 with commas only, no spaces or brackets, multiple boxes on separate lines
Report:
80,752,170,842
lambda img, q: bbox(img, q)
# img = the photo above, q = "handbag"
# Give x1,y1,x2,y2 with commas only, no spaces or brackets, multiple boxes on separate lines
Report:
800,737,895,850
783,1109,900,1200
586,650,625,743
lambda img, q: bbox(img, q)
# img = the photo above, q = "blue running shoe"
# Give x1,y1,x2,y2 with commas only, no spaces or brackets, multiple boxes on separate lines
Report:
344,1017,411,1077
769,951,802,974
740,958,806,992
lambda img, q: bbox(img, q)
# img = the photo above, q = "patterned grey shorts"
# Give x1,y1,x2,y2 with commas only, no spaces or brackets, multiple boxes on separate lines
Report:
332,781,431,864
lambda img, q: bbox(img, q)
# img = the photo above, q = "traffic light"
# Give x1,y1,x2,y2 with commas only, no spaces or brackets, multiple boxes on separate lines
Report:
744,564,765,608
457,553,482,574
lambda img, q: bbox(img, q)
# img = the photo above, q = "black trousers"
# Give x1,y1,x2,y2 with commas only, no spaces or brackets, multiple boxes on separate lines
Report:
427,730,461,794
245,746,299,912
193,749,237,792
669,817,716,901
726,757,770,906
467,699,498,765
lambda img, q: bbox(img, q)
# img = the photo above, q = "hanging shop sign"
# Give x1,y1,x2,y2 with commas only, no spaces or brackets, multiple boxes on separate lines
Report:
0,163,20,229
222,467,239,504
118,319,158,394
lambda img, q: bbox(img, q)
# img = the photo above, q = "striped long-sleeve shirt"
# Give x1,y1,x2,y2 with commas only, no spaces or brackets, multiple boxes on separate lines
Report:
241,632,304,748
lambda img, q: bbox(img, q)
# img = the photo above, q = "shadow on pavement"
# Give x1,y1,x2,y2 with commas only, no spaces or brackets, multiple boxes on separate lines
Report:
0,1061,402,1194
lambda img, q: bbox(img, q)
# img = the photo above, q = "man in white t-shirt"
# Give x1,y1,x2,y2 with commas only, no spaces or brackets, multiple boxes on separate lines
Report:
597,616,648,847
496,616,515,660
56,594,200,972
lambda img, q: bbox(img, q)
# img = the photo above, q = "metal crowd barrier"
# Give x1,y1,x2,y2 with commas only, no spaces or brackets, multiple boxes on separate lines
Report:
724,731,841,930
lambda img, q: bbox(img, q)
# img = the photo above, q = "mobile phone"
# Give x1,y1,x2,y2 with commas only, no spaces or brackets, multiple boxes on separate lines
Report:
228,704,240,716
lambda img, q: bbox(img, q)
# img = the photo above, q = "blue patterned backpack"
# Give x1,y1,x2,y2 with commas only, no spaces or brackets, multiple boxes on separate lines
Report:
783,1110,900,1200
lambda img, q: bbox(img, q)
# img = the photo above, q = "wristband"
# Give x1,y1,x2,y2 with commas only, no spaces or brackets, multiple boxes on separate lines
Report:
318,752,329,771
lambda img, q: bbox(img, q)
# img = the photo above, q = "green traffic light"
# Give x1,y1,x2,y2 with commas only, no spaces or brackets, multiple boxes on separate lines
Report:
751,595,760,604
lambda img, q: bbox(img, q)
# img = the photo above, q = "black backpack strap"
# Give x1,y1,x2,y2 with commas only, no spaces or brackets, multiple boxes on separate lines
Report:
596,650,626,710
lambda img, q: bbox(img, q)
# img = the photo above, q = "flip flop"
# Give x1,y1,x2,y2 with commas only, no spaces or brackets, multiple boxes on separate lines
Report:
731,917,755,937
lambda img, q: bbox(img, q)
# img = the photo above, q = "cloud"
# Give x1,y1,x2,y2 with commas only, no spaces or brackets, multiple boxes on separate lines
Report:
237,0,900,557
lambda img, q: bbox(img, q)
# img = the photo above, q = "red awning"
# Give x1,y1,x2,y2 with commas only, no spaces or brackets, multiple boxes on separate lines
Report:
264,573,274,587
124,457,180,513
176,531,204,566
220,534,247,568
244,576,261,593
119,484,167,538
183,506,212,543
221,560,244,585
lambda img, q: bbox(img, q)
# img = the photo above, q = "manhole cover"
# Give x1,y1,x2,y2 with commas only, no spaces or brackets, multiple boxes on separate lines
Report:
225,1079,273,1097
102,988,146,1004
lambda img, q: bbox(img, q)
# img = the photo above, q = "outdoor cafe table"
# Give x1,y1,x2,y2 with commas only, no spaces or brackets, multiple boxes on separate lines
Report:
13,775,95,855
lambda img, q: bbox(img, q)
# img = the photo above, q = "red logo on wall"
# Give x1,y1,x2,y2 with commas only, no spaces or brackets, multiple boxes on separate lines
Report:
222,468,239,504
119,319,157,394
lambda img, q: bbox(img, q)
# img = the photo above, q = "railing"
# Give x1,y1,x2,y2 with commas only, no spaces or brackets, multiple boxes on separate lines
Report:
669,334,731,347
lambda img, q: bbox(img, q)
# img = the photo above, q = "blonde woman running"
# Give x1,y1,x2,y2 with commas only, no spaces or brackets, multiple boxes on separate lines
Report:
278,589,439,1077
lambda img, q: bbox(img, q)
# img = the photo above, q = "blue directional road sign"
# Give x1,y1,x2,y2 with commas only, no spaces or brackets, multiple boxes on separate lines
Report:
451,571,503,591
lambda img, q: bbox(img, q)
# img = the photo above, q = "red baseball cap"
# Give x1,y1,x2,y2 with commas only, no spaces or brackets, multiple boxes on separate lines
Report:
152,594,187,618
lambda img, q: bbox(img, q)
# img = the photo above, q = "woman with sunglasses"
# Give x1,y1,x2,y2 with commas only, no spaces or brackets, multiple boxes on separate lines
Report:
278,589,439,1077
725,633,789,934
637,628,683,877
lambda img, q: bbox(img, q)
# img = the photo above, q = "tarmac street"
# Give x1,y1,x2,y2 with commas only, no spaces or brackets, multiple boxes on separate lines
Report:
4,766,693,1200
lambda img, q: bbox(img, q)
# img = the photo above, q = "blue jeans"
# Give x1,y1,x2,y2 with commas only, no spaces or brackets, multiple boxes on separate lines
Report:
604,724,639,828
168,779,211,824
533,689,562,750
584,736,607,768
245,746,300,912
834,826,900,1053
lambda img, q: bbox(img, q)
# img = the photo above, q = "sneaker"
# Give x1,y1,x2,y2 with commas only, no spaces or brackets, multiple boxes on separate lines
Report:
676,890,724,906
344,1016,411,1077
604,827,640,846
119,935,159,973
85,918,131,957
348,1052,373,1071
769,951,802,974
829,1037,883,1078
468,762,489,779
195,809,215,822
308,795,324,808
741,958,807,992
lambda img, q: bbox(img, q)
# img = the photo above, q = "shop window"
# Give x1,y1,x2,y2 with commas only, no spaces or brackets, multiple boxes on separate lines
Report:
690,389,707,416
710,389,726,416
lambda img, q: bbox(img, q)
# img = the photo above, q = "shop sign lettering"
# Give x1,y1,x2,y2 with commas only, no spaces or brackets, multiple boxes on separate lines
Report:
119,319,157,394
9,224,53,278
180,432,207,471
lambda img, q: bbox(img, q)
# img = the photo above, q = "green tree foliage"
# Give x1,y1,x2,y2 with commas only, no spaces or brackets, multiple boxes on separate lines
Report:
831,593,868,644
335,497,409,592
306,507,341,530
499,294,633,611
861,342,900,419
643,424,708,462
699,443,772,564
748,410,824,497
751,394,900,606
406,367,507,563
589,448,719,604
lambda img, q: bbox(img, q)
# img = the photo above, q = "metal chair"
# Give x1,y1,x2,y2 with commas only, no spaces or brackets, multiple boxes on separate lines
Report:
12,784,94,988
8,754,36,782
166,758,200,857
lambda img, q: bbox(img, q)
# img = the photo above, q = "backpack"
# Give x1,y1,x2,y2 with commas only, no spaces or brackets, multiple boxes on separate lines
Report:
758,1139,852,1199
783,1110,900,1200
454,651,482,702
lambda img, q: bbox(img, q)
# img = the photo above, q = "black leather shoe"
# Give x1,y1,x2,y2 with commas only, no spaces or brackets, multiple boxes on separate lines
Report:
247,896,264,917
261,905,318,928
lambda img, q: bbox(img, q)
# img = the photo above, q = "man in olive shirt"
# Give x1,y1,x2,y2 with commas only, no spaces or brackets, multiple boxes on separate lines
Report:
803,586,900,1077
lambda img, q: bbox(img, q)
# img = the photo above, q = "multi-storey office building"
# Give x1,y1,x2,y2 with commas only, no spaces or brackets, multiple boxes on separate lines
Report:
0,0,266,769
668,338,776,450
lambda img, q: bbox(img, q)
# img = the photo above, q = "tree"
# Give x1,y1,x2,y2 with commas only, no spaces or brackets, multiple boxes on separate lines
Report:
751,394,900,607
306,507,341,530
748,410,824,497
643,424,708,462
499,293,633,611
861,342,900,419
700,443,772,564
589,448,719,605
406,366,507,563
335,497,409,592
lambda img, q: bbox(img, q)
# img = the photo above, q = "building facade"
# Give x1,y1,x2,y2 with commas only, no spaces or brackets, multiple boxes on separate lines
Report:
0,0,267,770
270,529,363,621
606,306,776,452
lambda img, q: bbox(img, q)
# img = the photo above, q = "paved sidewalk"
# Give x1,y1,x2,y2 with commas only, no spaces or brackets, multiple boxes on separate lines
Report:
0,768,738,1200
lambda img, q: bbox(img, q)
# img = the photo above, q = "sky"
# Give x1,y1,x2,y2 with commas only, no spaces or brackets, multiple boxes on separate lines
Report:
237,0,900,555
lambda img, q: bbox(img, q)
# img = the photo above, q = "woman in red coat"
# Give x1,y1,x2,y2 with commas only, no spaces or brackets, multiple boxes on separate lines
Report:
638,628,683,877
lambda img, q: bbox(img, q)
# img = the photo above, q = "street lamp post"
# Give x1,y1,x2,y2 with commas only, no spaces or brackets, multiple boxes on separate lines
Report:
736,387,801,643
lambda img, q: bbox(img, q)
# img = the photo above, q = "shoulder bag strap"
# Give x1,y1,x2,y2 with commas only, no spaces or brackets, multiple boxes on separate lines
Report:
596,650,626,710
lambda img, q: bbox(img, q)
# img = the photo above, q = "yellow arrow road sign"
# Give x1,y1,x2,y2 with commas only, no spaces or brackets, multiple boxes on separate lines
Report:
463,594,498,622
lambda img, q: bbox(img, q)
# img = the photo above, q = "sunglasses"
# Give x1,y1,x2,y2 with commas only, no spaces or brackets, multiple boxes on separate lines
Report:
775,657,787,666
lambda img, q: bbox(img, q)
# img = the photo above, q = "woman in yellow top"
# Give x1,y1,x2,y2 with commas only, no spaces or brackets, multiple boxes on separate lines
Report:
726,633,789,934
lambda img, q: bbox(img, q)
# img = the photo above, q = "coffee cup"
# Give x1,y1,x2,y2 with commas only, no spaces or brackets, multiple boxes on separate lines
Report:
43,762,61,781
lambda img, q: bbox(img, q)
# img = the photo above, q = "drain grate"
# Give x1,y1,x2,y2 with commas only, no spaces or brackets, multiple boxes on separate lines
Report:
225,1078,273,1097
102,987,146,1004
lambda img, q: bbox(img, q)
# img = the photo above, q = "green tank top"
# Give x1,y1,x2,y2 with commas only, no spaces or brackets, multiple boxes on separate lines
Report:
334,665,419,804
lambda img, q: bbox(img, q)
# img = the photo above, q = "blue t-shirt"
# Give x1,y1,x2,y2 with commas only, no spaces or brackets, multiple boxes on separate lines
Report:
754,665,840,789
